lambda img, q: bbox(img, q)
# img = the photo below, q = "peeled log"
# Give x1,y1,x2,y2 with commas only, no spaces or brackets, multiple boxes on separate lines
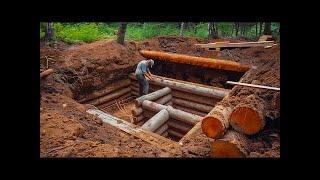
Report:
230,95,265,135
79,79,130,103
155,94,172,105
141,109,169,132
98,93,131,109
211,130,249,158
139,50,250,72
168,129,184,139
135,87,171,106
130,85,139,93
142,100,201,125
172,90,217,106
201,104,233,139
173,104,207,117
172,98,213,113
40,68,54,78
130,73,229,99
154,123,169,135
168,121,191,133
89,87,131,106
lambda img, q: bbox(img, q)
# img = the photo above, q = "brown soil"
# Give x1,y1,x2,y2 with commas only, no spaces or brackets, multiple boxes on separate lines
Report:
40,36,280,158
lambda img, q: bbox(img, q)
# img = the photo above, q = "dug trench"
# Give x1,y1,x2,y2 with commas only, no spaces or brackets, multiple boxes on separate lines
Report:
40,36,280,157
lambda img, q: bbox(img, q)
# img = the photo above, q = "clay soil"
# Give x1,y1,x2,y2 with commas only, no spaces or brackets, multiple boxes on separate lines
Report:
40,36,280,157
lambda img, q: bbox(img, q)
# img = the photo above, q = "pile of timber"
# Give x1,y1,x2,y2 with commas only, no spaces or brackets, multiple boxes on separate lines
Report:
139,50,250,72
78,79,132,109
129,73,230,118
201,71,272,158
194,40,276,50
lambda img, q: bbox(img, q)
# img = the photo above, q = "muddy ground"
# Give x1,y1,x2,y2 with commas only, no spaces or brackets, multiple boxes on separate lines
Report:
40,36,280,157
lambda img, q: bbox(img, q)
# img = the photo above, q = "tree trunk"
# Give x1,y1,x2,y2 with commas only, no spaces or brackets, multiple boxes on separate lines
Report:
45,22,54,42
180,22,185,36
208,22,218,39
259,22,263,35
235,23,239,37
255,23,258,38
210,130,249,158
230,94,265,135
117,22,127,45
263,22,271,35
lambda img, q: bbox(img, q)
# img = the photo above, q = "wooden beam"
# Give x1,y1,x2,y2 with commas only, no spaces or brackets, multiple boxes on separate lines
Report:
195,41,275,48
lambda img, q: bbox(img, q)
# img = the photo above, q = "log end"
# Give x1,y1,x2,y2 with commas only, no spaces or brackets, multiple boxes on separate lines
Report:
210,140,246,158
201,116,224,139
230,107,264,135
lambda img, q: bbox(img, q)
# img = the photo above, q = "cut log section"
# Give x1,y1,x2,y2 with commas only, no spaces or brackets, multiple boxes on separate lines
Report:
154,123,169,135
79,79,130,103
142,100,201,126
88,87,131,106
210,130,249,158
201,104,233,139
141,109,170,132
230,95,265,135
139,50,250,72
173,104,207,117
172,98,213,113
40,68,54,78
134,87,171,106
130,73,229,99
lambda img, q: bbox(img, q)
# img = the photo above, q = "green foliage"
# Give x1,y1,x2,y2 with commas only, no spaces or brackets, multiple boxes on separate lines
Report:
40,22,280,44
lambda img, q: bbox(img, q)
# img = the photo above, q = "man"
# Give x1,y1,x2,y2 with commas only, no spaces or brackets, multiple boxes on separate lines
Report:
135,59,154,96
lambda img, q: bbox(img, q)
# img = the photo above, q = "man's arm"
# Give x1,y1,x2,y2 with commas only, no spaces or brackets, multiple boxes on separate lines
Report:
144,70,153,80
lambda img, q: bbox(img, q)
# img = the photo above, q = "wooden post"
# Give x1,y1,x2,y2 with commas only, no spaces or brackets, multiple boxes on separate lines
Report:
141,109,169,132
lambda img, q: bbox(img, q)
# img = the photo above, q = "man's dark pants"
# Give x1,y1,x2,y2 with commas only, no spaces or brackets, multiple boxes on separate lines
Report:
136,74,149,96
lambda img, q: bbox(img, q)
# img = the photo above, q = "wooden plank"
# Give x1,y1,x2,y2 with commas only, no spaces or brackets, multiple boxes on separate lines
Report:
226,81,280,91
195,41,274,48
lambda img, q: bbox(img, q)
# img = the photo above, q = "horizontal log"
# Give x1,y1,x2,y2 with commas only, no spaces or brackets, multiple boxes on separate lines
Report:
201,104,232,139
155,94,172,105
88,87,131,106
142,100,201,125
40,68,54,78
173,104,207,117
79,79,130,103
141,109,169,132
230,94,265,135
167,129,184,139
167,121,191,133
172,98,213,113
211,130,249,158
137,120,147,126
155,123,169,135
139,50,250,72
130,73,229,99
131,91,139,97
130,85,139,93
134,87,171,106
172,90,217,106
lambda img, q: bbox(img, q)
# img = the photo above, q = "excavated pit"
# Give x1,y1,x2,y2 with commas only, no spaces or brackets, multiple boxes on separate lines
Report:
77,63,243,143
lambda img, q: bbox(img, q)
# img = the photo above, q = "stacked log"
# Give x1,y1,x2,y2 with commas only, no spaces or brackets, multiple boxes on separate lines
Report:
141,109,169,132
131,87,172,124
